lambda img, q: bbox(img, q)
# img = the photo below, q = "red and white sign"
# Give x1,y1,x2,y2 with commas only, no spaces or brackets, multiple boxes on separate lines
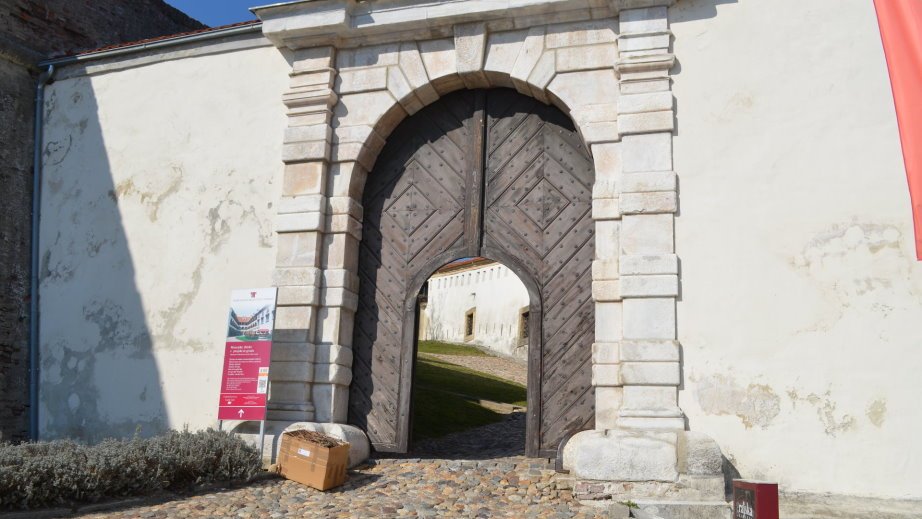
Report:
218,288,277,421
732,480,779,519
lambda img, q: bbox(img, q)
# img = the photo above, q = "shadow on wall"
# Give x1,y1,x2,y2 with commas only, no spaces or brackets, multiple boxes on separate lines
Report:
669,0,739,24
667,0,740,134
38,77,166,442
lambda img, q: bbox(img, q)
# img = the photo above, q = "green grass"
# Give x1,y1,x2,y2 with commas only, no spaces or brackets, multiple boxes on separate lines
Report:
412,389,505,440
417,340,490,357
415,357,527,406
411,355,527,440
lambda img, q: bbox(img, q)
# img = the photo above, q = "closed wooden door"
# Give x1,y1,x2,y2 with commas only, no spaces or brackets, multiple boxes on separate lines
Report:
349,89,595,456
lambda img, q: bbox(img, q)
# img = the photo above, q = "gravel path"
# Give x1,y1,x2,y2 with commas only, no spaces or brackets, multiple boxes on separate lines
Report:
420,352,528,386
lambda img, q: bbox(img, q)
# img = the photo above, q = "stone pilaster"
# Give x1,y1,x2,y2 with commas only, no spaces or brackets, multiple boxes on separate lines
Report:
268,46,338,423
589,4,680,433
614,6,683,431
565,3,686,485
311,159,363,422
589,139,624,431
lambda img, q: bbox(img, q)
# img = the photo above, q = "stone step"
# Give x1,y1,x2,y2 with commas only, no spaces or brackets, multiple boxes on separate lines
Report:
630,500,731,519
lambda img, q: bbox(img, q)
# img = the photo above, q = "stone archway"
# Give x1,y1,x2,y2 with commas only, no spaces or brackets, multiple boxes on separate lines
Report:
349,88,595,457
255,1,714,488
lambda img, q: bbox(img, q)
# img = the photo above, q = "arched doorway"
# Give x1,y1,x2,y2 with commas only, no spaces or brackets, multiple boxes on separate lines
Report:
349,88,595,457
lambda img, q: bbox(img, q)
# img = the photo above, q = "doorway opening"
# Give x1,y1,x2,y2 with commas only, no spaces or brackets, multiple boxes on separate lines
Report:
409,257,531,459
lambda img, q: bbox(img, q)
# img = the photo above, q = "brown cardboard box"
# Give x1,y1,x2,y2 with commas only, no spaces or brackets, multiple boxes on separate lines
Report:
277,431,350,491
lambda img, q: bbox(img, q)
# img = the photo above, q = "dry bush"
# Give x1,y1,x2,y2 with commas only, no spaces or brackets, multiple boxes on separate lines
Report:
0,429,260,510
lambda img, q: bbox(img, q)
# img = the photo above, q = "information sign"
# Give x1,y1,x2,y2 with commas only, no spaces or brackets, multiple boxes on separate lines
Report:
217,288,277,421
733,480,779,519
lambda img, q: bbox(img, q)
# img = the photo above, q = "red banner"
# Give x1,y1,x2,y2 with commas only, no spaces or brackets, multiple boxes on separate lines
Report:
218,288,277,421
874,0,922,260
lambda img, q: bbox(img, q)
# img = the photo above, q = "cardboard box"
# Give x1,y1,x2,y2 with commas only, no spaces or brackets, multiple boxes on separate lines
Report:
277,431,350,491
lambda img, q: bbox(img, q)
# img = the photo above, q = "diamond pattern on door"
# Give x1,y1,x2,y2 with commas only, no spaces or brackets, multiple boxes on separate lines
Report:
517,177,568,229
386,183,437,236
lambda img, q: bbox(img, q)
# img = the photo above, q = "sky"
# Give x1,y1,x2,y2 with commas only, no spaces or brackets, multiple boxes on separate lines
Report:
165,0,261,27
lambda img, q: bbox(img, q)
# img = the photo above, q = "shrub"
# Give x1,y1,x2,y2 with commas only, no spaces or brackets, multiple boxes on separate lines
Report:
0,429,260,511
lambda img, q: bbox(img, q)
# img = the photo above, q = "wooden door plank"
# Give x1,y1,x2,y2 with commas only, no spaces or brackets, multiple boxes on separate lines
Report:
350,90,477,452
483,89,595,456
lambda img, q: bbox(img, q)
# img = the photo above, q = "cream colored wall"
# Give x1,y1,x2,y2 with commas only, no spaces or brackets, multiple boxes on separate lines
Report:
39,42,290,441
425,263,530,359
672,0,922,499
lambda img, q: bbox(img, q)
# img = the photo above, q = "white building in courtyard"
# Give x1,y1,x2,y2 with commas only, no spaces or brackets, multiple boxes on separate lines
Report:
421,258,531,360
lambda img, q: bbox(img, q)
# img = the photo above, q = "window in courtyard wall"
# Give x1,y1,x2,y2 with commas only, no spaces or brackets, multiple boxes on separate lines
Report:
464,308,476,342
518,307,529,347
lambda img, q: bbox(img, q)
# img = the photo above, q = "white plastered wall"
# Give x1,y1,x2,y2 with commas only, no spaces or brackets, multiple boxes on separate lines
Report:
38,41,290,441
671,0,922,499
424,263,531,359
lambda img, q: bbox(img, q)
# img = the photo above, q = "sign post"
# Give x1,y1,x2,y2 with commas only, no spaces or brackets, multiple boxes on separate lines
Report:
217,288,278,461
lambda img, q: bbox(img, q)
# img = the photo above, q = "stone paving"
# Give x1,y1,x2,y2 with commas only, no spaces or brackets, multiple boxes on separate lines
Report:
75,413,612,519
71,351,618,517
75,458,610,518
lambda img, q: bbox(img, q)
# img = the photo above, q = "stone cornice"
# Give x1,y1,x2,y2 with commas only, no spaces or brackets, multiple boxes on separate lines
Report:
253,0,675,49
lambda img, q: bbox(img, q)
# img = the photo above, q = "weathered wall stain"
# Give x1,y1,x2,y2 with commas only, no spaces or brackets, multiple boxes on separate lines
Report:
866,399,887,428
39,249,75,283
787,389,856,436
694,374,781,428
714,91,755,123
790,223,918,333
43,134,73,166
242,204,274,249
111,166,184,222
83,299,152,357
152,255,208,353
40,334,167,442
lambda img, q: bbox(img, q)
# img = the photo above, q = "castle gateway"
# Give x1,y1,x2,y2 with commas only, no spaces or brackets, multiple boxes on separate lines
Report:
34,0,922,507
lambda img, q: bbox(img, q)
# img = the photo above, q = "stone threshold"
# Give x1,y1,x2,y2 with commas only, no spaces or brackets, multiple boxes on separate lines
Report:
365,456,556,471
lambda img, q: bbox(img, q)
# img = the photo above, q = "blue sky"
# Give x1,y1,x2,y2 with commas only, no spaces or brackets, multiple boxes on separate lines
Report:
165,0,261,27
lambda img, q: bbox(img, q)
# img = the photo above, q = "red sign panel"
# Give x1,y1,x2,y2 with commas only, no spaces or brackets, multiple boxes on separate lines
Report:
733,480,779,519
218,288,277,421
218,341,271,420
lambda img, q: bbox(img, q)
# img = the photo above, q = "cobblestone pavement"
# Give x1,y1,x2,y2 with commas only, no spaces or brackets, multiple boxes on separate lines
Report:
72,352,606,518
75,414,613,518
77,458,609,518
419,352,528,386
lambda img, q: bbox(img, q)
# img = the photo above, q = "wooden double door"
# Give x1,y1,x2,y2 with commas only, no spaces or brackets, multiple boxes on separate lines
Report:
349,89,595,457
